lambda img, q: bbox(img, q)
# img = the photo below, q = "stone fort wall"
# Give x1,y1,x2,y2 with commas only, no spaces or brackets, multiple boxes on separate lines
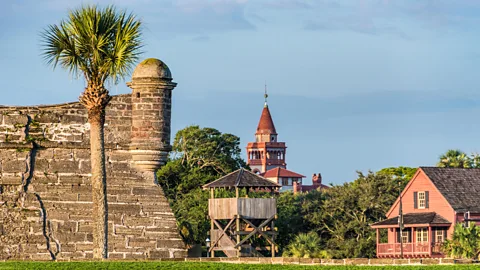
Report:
0,59,186,260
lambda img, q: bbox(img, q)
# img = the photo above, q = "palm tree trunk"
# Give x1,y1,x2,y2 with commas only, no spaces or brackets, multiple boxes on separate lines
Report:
81,85,111,259
89,110,108,259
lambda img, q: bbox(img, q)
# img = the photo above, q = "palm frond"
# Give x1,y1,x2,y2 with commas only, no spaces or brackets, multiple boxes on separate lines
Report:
40,4,143,87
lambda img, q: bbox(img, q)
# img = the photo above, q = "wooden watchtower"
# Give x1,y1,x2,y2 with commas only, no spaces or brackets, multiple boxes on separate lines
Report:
203,168,281,257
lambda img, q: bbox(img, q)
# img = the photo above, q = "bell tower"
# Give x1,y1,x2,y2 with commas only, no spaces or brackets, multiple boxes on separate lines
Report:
246,89,287,174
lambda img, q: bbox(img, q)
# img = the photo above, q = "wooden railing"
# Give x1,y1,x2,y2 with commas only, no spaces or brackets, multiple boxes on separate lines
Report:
431,242,444,253
377,243,431,256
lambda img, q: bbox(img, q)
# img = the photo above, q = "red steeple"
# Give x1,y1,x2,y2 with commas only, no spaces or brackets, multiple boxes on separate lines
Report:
246,89,287,174
256,106,277,135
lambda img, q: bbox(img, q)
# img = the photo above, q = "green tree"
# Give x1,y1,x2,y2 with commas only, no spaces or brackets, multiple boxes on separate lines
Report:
41,5,143,258
276,192,311,250
443,223,480,259
437,149,472,168
317,171,404,258
377,166,417,184
157,126,247,244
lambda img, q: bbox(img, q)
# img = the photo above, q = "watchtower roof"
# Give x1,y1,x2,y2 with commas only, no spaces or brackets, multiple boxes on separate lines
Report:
203,168,281,189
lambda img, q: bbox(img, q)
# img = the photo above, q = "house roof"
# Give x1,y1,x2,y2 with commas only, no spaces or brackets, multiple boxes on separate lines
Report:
262,167,306,178
420,167,480,213
371,212,451,227
256,106,277,135
203,168,281,189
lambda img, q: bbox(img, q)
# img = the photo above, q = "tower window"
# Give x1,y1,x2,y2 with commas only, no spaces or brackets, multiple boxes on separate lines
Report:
136,92,140,98
271,136,275,141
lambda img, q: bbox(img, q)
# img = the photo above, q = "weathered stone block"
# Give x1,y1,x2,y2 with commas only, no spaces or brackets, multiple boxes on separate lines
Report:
76,243,93,251
59,176,84,184
108,253,125,259
440,258,454,264
0,176,22,185
369,258,394,265
124,217,153,227
50,160,79,173
109,204,141,214
283,257,300,264
124,253,147,260
299,258,314,264
132,187,159,196
34,159,50,172
421,258,440,265
345,258,369,265
3,160,27,173
394,259,409,265
115,226,143,236
149,250,170,259
409,259,423,264
157,240,185,249
4,114,28,126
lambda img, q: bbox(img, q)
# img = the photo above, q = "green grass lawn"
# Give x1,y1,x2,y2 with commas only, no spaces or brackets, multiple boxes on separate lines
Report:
0,262,479,270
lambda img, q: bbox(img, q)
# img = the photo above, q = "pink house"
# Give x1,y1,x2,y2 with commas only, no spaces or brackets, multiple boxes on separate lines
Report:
371,167,480,258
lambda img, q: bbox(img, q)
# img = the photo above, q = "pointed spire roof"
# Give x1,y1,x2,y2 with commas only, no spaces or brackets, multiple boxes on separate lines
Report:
256,106,277,135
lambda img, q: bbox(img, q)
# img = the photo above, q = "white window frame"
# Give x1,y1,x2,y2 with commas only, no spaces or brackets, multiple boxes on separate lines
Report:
418,191,426,209
435,229,444,242
401,230,410,243
416,228,428,243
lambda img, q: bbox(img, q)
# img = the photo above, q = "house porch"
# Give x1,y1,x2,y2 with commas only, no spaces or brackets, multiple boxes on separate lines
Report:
371,212,451,258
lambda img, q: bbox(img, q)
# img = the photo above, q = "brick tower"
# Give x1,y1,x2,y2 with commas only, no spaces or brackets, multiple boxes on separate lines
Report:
246,91,287,173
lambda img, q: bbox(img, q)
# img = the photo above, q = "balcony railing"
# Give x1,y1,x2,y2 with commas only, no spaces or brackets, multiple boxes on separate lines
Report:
377,243,433,256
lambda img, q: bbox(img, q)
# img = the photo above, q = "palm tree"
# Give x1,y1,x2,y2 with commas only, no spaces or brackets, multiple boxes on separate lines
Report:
41,5,142,259
437,149,472,168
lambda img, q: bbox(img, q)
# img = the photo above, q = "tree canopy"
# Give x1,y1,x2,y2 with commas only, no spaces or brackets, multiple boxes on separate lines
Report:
157,126,246,245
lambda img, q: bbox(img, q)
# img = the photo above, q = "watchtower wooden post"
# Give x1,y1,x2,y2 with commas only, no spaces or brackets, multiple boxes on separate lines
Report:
203,168,280,257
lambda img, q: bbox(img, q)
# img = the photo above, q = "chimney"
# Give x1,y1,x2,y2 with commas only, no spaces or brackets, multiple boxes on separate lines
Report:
293,180,301,194
312,173,318,184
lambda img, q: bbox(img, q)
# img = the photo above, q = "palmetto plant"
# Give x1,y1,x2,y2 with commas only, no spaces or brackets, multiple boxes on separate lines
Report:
284,232,326,258
41,5,142,259
443,223,480,259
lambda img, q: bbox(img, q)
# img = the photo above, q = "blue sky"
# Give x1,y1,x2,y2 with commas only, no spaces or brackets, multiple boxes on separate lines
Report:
2,0,480,185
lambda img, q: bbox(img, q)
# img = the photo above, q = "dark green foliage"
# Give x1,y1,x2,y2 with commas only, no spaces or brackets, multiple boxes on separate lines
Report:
277,169,409,258
157,126,246,245
443,223,480,259
377,166,417,184
276,190,325,251
283,232,327,258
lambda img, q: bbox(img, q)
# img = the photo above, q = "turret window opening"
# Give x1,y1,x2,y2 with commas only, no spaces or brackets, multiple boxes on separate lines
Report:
136,92,140,98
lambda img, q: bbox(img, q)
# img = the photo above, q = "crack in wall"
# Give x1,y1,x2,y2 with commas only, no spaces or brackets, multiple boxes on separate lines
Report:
35,193,58,260
21,114,58,260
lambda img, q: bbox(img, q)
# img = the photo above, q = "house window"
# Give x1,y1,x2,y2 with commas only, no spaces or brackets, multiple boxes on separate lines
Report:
418,192,426,209
401,230,410,243
416,228,428,243
281,178,289,186
435,229,444,242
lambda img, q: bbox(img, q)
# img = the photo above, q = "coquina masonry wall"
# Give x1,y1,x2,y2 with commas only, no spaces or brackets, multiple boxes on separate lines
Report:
0,61,186,260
